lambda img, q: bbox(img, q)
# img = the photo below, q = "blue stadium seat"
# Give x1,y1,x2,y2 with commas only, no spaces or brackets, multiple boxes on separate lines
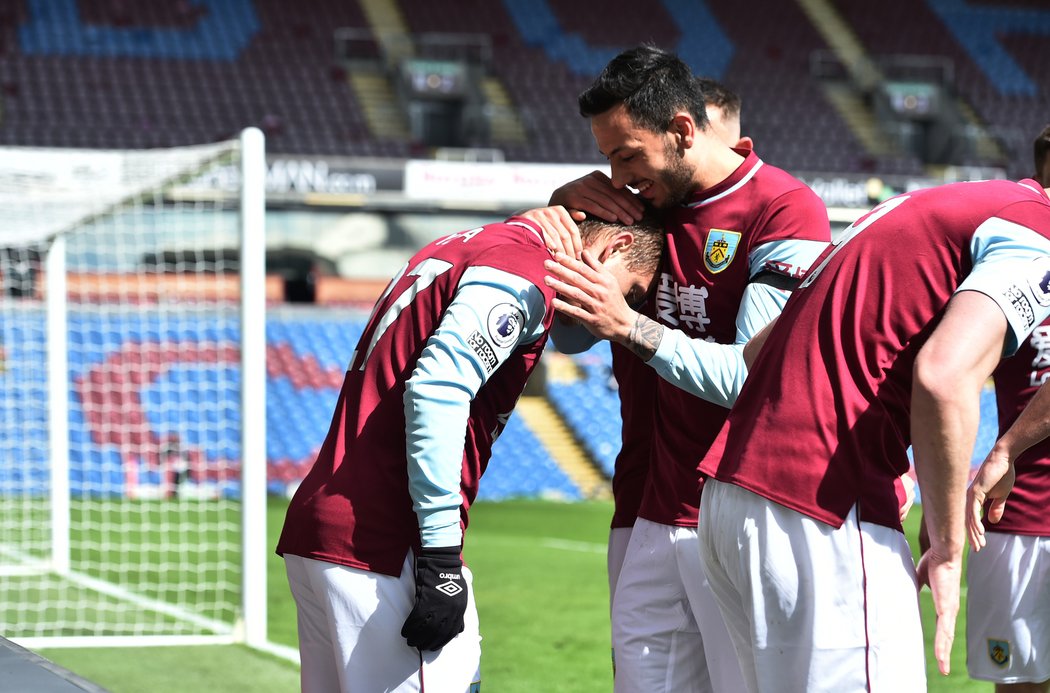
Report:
480,416,581,500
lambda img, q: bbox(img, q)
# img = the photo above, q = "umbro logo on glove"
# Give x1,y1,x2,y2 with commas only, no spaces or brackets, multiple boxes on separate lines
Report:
435,579,464,597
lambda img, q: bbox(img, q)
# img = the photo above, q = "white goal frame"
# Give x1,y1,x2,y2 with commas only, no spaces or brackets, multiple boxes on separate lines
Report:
0,129,285,658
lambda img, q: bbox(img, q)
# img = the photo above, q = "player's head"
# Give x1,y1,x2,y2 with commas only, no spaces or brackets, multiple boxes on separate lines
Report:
1034,124,1050,188
697,77,753,150
578,44,708,133
578,44,707,210
577,212,665,305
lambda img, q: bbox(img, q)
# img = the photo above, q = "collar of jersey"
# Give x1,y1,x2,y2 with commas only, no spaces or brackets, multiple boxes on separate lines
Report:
506,219,553,256
684,152,763,208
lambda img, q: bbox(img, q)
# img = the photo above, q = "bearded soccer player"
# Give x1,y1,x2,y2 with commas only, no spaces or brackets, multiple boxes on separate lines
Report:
276,210,663,693
552,75,752,606
539,45,831,693
693,177,1050,692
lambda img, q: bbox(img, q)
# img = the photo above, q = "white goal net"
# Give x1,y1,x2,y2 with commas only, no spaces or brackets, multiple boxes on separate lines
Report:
0,130,270,650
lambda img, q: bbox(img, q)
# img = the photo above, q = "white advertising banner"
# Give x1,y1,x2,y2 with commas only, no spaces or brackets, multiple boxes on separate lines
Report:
404,160,608,206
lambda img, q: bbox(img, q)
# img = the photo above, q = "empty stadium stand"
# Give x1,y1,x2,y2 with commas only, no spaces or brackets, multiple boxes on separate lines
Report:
0,0,1041,175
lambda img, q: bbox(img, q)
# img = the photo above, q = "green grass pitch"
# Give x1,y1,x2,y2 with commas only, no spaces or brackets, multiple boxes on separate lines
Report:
36,497,987,691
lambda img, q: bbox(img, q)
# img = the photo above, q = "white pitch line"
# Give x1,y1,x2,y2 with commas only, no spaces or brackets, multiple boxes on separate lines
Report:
540,538,606,554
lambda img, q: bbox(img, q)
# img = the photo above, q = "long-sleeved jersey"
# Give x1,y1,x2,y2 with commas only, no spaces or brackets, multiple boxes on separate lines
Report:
638,149,831,527
276,218,555,576
701,179,1050,531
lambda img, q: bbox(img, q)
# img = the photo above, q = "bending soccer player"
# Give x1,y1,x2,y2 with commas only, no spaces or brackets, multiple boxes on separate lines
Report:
692,175,1050,692
275,209,663,693
535,45,831,693
964,124,1050,693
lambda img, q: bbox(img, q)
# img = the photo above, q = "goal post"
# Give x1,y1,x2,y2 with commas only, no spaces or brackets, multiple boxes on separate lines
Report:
0,129,277,654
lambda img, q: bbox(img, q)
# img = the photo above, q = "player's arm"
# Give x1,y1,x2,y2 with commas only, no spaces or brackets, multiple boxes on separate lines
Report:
912,289,1007,676
545,236,827,407
640,230,829,404
403,267,547,548
967,377,1050,550
401,266,546,651
640,280,785,406
545,254,773,406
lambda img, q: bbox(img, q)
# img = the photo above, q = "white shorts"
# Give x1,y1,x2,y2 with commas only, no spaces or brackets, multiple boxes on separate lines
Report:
967,531,1050,685
698,479,926,693
284,553,482,693
611,518,745,693
607,526,633,609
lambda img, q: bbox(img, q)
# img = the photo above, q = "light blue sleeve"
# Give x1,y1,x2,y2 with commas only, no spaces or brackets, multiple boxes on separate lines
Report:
646,282,789,407
962,216,1050,356
748,237,830,279
404,266,547,548
645,237,826,407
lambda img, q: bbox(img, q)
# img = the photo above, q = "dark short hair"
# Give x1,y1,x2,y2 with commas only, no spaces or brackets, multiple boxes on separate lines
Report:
579,212,665,275
578,44,708,133
1035,124,1050,182
696,77,741,120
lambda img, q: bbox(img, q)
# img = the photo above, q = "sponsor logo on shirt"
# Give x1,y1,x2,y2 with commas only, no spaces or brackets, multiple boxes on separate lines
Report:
704,229,742,274
487,304,523,348
1028,259,1050,307
1004,284,1035,330
655,271,711,334
1029,326,1050,387
764,259,809,279
467,330,498,372
987,638,1010,667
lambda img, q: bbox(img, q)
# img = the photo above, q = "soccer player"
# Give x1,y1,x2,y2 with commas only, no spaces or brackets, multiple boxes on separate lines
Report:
693,176,1050,692
964,126,1050,693
275,210,664,693
592,76,752,606
540,45,831,692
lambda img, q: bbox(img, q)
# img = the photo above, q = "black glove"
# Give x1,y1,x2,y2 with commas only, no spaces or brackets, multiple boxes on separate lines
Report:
401,546,468,651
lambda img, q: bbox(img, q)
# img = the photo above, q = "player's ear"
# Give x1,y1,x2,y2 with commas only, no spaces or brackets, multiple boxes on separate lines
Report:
736,135,754,151
598,230,634,262
670,113,695,149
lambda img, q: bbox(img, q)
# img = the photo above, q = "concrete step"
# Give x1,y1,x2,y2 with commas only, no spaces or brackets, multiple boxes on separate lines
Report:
514,396,610,500
348,71,409,140
480,77,527,144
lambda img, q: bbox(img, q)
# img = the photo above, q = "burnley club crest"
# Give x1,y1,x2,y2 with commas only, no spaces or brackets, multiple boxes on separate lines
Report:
988,638,1010,667
704,229,742,274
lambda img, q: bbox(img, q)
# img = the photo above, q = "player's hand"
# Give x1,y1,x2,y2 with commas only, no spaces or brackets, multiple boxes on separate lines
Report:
915,549,962,676
517,206,583,259
548,171,644,225
966,445,1015,552
544,251,635,343
401,546,468,651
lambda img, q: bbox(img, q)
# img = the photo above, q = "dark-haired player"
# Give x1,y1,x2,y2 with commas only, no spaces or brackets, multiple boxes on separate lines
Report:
540,44,831,692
